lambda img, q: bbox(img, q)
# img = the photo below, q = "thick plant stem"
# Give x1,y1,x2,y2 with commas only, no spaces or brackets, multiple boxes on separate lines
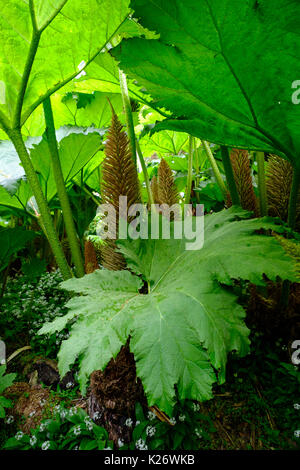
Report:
9,128,72,280
287,167,300,230
194,141,200,187
202,141,227,197
280,167,300,311
221,146,240,206
256,151,268,216
136,139,154,206
43,97,85,278
185,136,194,204
119,69,136,165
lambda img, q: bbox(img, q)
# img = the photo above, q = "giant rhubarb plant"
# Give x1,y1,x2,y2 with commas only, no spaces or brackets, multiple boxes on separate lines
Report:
39,208,298,414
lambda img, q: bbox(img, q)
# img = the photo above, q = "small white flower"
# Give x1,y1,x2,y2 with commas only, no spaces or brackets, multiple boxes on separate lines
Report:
118,439,124,447
29,410,36,417
93,411,101,420
136,438,148,450
84,416,93,431
86,422,93,431
73,425,81,436
169,417,176,425
195,428,203,438
192,403,200,412
135,420,140,427
41,441,51,450
15,431,24,441
40,399,46,407
5,415,14,424
125,418,133,428
146,425,156,437
179,414,186,422
65,381,73,389
147,411,156,421
294,430,300,438
68,407,77,417
294,403,300,410
30,435,37,446
39,422,47,432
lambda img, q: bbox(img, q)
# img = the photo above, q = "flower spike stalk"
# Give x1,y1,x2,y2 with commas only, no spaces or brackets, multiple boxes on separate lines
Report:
8,128,72,280
43,97,85,278
221,146,240,206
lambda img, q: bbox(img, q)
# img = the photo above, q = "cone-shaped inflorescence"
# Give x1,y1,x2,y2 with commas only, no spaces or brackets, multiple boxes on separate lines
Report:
157,158,179,206
266,155,300,229
84,239,99,274
101,107,141,270
151,158,180,220
274,235,300,279
226,149,258,216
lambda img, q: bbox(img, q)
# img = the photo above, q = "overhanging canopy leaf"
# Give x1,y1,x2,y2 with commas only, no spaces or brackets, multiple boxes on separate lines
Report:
0,0,130,131
112,0,300,167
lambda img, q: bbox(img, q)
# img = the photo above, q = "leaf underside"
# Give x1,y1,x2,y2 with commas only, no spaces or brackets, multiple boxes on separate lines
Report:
112,0,300,167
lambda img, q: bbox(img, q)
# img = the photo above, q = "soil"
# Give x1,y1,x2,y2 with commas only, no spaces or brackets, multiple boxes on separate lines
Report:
4,382,54,433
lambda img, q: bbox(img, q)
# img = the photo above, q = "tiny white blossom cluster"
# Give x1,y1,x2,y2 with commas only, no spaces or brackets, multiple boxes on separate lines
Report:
146,425,156,437
195,428,203,438
136,438,148,450
84,416,93,431
41,441,51,450
294,403,300,410
30,435,37,446
60,409,67,420
147,411,156,421
15,431,24,441
1,270,70,351
73,425,81,436
5,415,14,424
125,417,133,428
68,407,78,417
92,411,101,420
39,420,51,432
192,403,200,412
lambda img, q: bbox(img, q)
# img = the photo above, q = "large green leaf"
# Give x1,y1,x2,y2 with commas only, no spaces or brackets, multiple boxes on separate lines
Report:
0,0,130,131
0,365,16,394
139,129,189,159
30,131,102,201
112,0,300,167
0,130,102,205
39,208,298,414
0,227,37,273
18,91,125,139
